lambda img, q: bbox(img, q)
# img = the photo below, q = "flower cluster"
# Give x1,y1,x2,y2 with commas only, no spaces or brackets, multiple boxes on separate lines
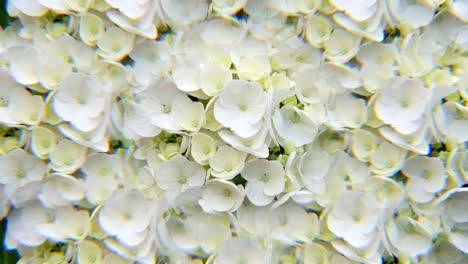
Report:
0,0,467,263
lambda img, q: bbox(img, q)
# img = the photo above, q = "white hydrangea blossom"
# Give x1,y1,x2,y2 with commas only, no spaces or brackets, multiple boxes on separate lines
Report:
388,0,436,29
215,238,266,264
386,216,434,258
436,188,468,254
160,210,231,255
241,159,285,206
402,156,447,203
209,145,247,180
191,133,217,166
297,149,332,195
272,105,318,147
98,189,154,246
136,77,192,132
53,73,108,132
433,101,468,143
38,173,85,208
0,0,466,263
49,139,87,174
327,191,380,248
214,80,267,138
154,155,206,200
5,202,51,249
36,205,90,242
374,77,431,135
198,179,244,214
0,148,47,198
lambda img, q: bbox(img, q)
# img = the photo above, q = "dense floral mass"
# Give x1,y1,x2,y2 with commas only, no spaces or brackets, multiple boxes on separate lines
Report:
0,0,467,263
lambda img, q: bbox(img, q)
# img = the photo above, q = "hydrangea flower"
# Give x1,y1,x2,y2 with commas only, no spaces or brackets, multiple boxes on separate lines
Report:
1,1,467,263
369,141,407,176
49,139,87,174
402,156,447,203
79,13,105,46
388,0,435,28
214,80,267,138
38,173,85,208
436,188,468,254
77,240,104,264
241,159,285,206
36,205,90,242
332,0,386,41
374,77,431,135
304,15,333,48
159,208,231,255
270,201,320,243
324,28,362,62
218,123,270,158
327,191,380,248
297,149,331,195
154,155,206,200
272,105,318,147
137,77,189,131
433,101,468,143
0,148,46,197
386,216,433,258
129,40,172,86
98,189,154,246
198,179,244,214
0,69,43,125
209,145,247,180
5,202,51,249
116,99,162,140
159,0,209,29
215,238,266,264
97,26,135,61
53,73,108,132
190,133,217,166
230,36,271,81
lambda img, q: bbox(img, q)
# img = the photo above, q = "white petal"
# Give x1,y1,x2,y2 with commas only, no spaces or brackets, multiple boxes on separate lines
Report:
8,46,39,85
9,0,48,16
245,181,274,206
38,0,69,12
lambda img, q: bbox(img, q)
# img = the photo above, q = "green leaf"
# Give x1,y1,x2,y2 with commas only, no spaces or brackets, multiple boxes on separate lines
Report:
0,0,11,29
232,175,247,186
